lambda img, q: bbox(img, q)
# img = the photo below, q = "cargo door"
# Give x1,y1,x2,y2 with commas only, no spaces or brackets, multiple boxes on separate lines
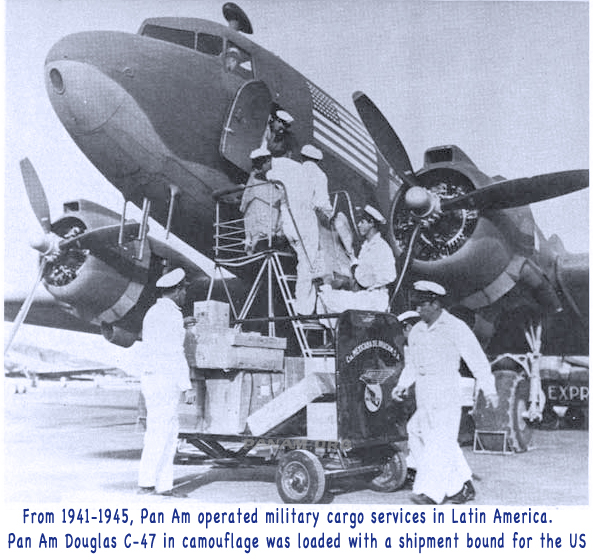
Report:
220,80,272,173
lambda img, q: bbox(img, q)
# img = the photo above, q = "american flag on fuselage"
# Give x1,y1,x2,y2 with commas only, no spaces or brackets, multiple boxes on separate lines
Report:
307,81,378,184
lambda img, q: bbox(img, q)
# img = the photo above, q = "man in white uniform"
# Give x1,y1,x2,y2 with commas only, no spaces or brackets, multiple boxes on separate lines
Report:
319,205,396,313
240,147,280,254
396,310,421,488
268,146,332,314
264,109,296,158
392,281,498,504
138,268,196,497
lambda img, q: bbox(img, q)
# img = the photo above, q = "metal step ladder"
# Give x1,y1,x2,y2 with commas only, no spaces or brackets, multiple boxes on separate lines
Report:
229,248,332,358
210,185,333,358
268,251,333,358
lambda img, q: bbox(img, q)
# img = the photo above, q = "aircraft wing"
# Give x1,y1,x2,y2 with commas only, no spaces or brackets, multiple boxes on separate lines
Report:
4,342,124,378
4,290,101,334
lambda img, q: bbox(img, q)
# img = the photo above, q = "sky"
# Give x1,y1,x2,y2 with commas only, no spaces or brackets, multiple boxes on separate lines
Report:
2,0,589,370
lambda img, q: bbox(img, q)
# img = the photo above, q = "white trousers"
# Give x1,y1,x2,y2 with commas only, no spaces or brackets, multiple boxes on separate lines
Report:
290,238,317,315
408,382,471,503
138,373,181,493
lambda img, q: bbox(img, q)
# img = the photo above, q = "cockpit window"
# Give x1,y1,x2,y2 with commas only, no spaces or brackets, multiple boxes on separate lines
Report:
197,33,223,55
224,42,253,78
142,24,195,49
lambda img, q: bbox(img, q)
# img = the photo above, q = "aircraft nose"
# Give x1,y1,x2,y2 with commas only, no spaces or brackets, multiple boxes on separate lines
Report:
45,36,126,135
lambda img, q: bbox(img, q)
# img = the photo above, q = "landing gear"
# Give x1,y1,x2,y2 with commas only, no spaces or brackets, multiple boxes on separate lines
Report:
276,449,326,504
473,369,533,452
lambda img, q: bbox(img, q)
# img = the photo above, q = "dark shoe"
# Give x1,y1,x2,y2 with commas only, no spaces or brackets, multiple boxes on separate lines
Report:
158,488,188,498
137,486,155,495
446,480,476,504
411,493,436,505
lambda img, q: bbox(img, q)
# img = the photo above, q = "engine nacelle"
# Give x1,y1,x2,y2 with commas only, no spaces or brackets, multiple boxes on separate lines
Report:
101,322,138,348
389,146,536,302
42,199,152,335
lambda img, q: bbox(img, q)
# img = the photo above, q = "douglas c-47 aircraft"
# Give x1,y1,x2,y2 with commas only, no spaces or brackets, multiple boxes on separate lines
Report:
5,4,589,456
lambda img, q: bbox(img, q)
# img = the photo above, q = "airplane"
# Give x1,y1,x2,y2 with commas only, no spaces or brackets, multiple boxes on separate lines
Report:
4,341,126,392
5,4,588,403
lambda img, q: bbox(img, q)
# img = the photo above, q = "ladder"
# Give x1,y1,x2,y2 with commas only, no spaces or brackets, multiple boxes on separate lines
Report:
210,184,334,358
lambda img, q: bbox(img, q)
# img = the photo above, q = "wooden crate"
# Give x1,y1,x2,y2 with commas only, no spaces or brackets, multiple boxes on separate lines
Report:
185,327,286,371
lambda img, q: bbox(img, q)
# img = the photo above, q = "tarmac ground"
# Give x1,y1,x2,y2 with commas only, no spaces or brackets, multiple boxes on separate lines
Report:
3,378,589,505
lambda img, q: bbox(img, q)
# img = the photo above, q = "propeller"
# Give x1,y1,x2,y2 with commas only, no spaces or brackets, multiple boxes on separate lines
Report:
353,91,418,188
5,160,141,354
354,91,589,215
441,170,589,212
5,159,56,354
4,260,50,355
20,158,52,234
353,91,589,303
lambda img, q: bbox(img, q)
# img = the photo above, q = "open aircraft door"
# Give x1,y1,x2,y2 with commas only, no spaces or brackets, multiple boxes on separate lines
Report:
220,81,272,173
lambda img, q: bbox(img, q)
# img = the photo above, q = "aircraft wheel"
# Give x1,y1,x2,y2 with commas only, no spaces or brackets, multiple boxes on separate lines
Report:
539,409,560,430
368,447,407,492
473,369,533,452
276,450,326,504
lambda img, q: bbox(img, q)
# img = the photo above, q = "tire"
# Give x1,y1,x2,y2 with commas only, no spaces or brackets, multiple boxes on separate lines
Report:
473,369,533,452
276,449,326,504
368,447,407,492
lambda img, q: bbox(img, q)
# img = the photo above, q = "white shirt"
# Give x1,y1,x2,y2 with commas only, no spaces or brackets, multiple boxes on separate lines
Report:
354,231,396,289
141,297,192,392
398,309,496,403
267,157,324,261
302,160,332,218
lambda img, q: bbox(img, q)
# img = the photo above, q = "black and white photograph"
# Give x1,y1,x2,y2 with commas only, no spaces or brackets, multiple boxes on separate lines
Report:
3,0,589,553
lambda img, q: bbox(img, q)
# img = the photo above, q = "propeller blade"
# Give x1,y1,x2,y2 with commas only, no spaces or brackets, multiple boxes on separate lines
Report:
20,158,52,234
353,91,417,186
4,259,49,355
442,170,589,212
59,223,141,252
388,222,422,310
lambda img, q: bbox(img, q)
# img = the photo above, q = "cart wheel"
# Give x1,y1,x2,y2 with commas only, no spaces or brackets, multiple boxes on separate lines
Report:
368,448,407,492
276,450,326,504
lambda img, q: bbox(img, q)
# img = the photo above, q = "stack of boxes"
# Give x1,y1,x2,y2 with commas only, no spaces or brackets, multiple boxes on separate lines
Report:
185,301,286,371
182,300,287,434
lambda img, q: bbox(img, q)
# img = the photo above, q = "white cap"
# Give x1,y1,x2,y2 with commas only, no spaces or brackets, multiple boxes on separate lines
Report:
249,147,271,159
227,46,240,57
363,205,386,225
156,268,186,289
397,310,420,323
413,280,446,296
275,110,294,124
301,144,323,161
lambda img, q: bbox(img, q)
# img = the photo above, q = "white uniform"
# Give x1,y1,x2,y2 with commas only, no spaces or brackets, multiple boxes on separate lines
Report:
319,231,396,313
240,173,281,252
138,297,192,493
397,309,497,503
268,157,331,314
